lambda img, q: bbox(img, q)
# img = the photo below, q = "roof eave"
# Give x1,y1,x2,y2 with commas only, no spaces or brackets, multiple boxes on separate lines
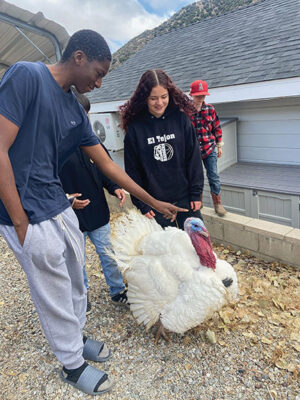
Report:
90,77,300,113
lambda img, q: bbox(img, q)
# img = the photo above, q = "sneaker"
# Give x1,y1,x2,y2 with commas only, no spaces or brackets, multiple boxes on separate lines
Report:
86,292,92,315
111,289,129,306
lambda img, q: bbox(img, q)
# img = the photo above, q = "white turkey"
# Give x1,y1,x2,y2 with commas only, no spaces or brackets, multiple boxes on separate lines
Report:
110,209,238,342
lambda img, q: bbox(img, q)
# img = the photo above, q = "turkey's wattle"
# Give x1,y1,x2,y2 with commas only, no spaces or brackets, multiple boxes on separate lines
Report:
184,218,216,270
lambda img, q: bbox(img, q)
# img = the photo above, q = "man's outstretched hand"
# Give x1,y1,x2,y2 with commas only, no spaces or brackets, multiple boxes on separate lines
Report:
152,200,188,222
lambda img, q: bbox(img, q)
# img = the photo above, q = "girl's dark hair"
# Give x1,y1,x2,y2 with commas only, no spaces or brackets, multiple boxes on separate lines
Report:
119,69,196,131
60,29,111,63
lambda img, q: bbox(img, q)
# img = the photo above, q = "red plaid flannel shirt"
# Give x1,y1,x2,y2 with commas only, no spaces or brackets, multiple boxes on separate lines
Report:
191,102,222,159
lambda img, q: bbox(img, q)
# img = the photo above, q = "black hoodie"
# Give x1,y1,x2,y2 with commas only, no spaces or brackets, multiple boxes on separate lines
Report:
124,107,204,214
59,147,119,232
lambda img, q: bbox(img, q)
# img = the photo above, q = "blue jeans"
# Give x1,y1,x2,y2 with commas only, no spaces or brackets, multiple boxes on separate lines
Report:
202,150,221,195
83,223,125,297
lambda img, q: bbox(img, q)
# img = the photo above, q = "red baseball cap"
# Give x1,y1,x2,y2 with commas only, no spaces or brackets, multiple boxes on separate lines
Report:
189,80,210,96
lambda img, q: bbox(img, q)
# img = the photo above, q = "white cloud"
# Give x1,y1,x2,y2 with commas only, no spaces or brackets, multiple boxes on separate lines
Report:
8,0,168,51
144,0,192,13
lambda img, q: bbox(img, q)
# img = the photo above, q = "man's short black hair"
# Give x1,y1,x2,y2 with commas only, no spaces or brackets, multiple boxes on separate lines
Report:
61,29,111,63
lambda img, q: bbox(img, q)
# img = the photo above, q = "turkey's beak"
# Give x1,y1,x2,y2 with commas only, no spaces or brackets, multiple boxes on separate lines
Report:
200,230,209,238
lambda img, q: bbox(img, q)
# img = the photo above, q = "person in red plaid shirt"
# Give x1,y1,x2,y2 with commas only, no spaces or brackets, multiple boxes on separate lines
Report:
190,80,227,216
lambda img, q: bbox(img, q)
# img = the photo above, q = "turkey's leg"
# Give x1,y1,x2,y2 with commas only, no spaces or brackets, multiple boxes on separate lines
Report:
155,320,171,345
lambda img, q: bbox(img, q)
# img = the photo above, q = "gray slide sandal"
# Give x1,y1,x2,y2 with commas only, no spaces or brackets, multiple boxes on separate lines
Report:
60,365,113,396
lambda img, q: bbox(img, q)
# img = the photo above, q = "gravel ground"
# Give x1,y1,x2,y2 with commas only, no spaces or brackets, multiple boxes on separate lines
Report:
0,217,299,400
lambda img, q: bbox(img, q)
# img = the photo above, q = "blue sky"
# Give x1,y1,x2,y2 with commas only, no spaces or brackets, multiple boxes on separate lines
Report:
138,0,193,15
9,0,195,52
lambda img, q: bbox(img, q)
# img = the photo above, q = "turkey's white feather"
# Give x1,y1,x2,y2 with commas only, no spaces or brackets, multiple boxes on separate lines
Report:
111,209,239,334
111,209,162,269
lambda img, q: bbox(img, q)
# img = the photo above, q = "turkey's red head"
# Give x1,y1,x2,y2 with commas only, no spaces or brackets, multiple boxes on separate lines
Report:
184,217,216,270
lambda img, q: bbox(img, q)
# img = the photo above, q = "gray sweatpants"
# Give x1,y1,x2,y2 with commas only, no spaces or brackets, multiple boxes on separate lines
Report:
0,207,87,369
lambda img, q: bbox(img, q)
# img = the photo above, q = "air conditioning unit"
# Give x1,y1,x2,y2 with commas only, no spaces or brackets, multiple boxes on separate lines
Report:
89,112,124,151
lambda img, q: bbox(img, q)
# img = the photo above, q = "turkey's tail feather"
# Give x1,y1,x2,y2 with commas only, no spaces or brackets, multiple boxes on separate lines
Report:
127,284,159,329
110,208,163,270
125,257,174,330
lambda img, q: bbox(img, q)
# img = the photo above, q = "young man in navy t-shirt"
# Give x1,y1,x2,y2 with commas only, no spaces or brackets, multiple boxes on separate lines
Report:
0,30,186,396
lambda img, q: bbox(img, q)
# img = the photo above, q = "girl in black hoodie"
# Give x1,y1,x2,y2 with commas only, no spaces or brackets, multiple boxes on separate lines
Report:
120,69,204,229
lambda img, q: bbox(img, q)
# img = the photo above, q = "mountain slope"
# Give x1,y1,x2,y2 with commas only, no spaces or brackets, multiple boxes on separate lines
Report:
111,0,262,70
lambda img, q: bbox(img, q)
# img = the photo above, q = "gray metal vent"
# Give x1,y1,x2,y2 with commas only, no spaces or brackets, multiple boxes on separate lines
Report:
93,120,106,143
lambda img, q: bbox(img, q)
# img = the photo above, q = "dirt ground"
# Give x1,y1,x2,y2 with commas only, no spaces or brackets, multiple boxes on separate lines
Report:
0,217,299,399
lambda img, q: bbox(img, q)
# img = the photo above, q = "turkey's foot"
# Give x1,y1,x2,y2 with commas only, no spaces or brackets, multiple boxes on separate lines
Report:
154,320,171,345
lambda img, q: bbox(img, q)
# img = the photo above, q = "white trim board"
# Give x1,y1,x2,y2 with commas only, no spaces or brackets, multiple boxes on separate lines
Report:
90,77,300,113
209,77,300,104
90,99,127,113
